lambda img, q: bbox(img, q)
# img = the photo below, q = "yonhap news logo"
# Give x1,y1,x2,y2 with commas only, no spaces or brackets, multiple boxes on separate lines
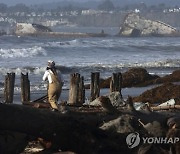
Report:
126,132,140,148
126,132,180,149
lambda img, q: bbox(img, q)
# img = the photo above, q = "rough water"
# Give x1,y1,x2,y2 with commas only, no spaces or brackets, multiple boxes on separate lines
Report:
0,27,179,102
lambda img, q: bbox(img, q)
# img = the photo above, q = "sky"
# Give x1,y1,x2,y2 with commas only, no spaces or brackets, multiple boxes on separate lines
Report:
0,0,62,5
0,0,179,6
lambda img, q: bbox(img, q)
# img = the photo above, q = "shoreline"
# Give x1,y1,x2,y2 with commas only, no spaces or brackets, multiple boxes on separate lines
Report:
4,84,159,105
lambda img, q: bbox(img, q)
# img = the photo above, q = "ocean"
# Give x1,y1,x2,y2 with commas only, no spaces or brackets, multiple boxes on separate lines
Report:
0,27,179,103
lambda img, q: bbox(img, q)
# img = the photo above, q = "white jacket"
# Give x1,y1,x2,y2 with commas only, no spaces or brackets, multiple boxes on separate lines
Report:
43,69,63,84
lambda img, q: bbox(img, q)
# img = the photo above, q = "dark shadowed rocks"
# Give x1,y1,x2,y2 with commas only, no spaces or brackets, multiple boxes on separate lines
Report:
133,83,180,104
100,68,160,88
99,68,180,89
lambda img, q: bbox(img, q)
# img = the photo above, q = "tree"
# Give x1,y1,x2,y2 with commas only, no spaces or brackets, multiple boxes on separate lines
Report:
97,0,115,11
8,3,30,13
0,3,7,13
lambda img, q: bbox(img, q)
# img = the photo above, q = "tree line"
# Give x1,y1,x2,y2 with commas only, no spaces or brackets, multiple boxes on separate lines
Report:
0,1,176,13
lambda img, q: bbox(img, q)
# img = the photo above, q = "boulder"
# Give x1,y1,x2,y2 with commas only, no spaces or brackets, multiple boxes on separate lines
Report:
133,83,180,104
119,13,177,37
89,92,124,108
99,115,141,134
122,68,159,87
108,91,125,107
153,69,180,84
15,23,52,35
98,68,180,88
100,68,159,88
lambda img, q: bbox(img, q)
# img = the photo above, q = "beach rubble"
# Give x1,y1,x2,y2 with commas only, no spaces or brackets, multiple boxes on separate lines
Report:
0,68,179,153
0,93,180,154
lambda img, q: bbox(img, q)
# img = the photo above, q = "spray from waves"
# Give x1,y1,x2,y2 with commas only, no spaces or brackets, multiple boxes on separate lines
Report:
0,59,179,76
0,46,47,58
0,67,46,76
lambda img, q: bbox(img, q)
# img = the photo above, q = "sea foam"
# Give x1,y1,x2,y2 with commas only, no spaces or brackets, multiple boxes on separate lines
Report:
0,46,47,58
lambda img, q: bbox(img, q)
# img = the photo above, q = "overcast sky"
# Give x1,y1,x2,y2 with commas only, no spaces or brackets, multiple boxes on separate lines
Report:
0,0,179,6
0,0,63,5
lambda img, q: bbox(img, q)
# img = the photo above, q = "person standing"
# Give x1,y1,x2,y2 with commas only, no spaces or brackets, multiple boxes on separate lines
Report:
43,60,63,111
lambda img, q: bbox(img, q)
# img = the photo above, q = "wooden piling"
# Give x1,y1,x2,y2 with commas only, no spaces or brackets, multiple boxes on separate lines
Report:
21,73,30,103
69,73,85,105
110,72,122,98
4,73,15,103
78,76,85,104
90,72,100,102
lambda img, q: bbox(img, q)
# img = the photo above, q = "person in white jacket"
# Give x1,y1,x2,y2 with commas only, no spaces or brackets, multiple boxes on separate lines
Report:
43,60,63,111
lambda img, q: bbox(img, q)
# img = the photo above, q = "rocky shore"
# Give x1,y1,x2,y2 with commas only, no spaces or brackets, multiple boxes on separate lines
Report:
0,68,179,154
88,68,180,104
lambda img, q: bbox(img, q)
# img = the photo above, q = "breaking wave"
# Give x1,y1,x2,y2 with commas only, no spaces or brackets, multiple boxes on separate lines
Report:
0,46,47,58
0,59,178,76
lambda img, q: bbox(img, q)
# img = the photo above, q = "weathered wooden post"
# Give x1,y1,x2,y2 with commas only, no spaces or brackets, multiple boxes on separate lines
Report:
90,72,100,102
21,73,30,103
69,73,80,104
4,73,15,103
110,72,122,98
78,76,85,104
69,73,85,105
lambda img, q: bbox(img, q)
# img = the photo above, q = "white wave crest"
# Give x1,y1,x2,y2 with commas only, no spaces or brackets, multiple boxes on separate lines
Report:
0,67,46,76
0,46,47,58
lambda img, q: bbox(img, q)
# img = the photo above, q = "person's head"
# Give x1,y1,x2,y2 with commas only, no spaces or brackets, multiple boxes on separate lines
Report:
47,60,55,68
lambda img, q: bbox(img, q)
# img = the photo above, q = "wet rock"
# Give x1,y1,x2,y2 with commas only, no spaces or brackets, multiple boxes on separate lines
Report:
153,69,180,84
100,68,159,88
133,83,180,104
122,68,159,87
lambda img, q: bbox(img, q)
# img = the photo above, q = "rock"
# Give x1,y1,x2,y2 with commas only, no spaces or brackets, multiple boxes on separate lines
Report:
89,92,125,108
108,92,125,107
99,68,159,89
122,68,159,87
153,70,180,84
15,23,52,35
89,98,101,106
119,13,177,37
139,120,165,137
98,68,180,89
99,115,141,134
0,131,29,154
133,83,180,104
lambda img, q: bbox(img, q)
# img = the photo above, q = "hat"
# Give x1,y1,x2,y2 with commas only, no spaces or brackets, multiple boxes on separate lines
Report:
47,60,55,68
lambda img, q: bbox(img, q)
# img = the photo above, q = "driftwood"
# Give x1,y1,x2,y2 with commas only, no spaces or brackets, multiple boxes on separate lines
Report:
151,105,180,111
0,96,180,153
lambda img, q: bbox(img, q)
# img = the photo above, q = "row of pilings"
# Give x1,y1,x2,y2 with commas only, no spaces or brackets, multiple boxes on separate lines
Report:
3,72,122,105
